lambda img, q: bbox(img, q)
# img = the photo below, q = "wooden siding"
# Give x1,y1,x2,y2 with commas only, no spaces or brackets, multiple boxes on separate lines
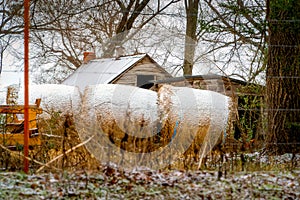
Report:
153,76,243,97
112,56,172,86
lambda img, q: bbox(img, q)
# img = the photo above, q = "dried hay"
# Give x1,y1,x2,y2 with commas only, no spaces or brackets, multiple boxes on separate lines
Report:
75,84,231,170
35,113,100,172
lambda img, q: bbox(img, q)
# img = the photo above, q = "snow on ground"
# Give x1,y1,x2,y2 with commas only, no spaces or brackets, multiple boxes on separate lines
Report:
1,160,299,199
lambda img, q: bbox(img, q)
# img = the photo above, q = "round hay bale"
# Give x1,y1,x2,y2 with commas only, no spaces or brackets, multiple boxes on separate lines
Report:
17,84,81,118
157,85,231,164
77,84,159,152
75,84,231,170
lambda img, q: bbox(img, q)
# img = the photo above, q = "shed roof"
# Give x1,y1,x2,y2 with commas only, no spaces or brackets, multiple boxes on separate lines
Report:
62,54,152,92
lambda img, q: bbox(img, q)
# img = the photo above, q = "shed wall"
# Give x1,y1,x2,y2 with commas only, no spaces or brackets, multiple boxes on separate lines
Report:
112,57,172,86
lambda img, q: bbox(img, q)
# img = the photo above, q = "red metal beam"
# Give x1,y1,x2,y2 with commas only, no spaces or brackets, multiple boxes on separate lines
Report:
24,0,30,173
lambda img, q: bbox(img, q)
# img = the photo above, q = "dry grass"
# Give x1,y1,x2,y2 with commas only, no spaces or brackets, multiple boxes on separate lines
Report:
0,112,100,172
0,110,298,173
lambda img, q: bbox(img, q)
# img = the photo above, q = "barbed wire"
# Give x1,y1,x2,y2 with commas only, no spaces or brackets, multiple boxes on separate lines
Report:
268,19,300,23
266,76,300,79
268,45,300,48
237,108,300,111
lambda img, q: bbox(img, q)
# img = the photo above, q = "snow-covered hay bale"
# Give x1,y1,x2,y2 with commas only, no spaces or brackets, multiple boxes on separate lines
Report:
17,84,81,118
76,84,231,169
78,84,159,153
158,85,231,163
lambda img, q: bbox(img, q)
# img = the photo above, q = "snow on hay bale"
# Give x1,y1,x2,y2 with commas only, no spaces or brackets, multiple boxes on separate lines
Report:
157,85,231,164
77,84,160,153
17,84,81,117
76,84,231,168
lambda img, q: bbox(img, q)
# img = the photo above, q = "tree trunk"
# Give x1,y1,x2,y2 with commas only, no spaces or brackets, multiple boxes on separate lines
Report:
183,0,199,75
266,0,300,154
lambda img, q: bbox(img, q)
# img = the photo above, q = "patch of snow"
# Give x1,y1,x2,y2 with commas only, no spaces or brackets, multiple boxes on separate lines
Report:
246,153,300,165
159,84,230,132
80,84,158,138
17,84,81,118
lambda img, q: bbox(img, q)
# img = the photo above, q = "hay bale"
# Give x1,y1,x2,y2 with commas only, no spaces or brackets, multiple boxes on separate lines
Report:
157,85,231,164
77,84,159,152
76,84,231,169
17,84,81,118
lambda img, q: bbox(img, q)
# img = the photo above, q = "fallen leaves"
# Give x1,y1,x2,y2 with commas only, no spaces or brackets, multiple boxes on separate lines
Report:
0,167,299,199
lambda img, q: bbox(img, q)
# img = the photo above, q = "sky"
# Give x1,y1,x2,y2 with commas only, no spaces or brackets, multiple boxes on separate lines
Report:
0,70,24,88
1,40,34,88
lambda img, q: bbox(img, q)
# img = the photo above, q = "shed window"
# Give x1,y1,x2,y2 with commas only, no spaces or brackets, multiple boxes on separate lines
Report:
136,75,155,87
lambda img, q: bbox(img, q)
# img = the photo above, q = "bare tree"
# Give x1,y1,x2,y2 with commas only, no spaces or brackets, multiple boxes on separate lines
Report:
28,0,180,83
0,0,24,72
152,0,268,80
0,0,23,38
1,0,267,83
30,0,106,70
200,0,267,82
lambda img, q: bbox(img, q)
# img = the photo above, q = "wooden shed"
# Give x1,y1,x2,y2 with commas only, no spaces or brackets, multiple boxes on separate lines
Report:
62,53,172,92
151,74,246,96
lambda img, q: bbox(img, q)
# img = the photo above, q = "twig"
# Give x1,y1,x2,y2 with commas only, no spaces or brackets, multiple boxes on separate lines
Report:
36,135,95,173
0,143,61,172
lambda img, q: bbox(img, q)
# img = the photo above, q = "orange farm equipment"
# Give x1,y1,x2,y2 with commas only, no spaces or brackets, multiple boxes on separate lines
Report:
0,99,42,148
